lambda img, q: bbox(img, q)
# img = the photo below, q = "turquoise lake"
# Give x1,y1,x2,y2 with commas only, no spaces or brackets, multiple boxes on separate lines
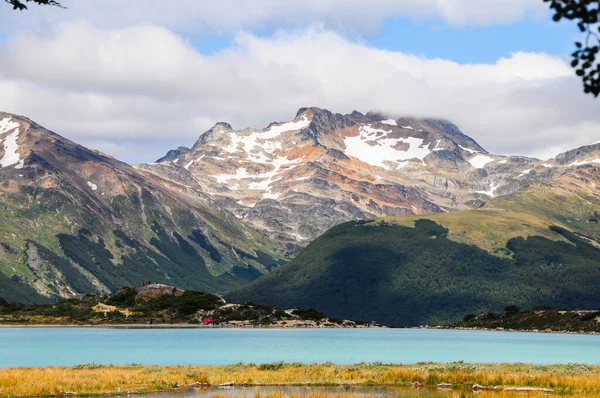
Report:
1,328,599,368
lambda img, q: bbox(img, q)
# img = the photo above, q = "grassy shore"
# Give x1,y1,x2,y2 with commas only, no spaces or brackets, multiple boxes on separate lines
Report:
1,362,600,397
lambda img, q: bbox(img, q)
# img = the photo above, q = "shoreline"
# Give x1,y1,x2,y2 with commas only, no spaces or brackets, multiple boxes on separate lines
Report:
2,323,600,336
0,323,381,329
426,325,600,336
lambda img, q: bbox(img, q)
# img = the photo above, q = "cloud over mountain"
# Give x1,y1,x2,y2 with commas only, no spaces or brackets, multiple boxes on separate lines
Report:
0,20,597,162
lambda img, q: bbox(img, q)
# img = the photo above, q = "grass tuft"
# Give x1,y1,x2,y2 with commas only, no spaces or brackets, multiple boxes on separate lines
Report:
1,363,600,396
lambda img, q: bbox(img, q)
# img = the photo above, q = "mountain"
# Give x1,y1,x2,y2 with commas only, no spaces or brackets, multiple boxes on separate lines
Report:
228,165,600,326
146,107,575,253
3,106,600,312
0,113,285,303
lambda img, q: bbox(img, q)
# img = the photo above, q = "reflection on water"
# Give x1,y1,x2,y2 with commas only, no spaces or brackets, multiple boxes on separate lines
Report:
145,386,454,397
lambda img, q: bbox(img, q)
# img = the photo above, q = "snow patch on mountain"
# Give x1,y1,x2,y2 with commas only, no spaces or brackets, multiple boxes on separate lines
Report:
214,157,302,198
432,140,444,151
224,115,310,162
569,159,600,167
476,182,499,197
519,169,532,177
215,168,251,184
344,124,431,170
468,154,494,169
265,115,311,137
0,127,24,169
380,119,397,126
458,145,478,154
263,192,281,200
0,117,19,136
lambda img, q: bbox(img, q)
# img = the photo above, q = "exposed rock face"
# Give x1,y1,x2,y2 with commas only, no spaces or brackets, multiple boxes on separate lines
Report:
147,107,595,248
0,242,18,258
135,284,185,302
25,242,75,298
156,147,190,163
0,112,283,302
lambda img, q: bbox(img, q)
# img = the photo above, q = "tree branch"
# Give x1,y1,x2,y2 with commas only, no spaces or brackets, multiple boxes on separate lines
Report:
5,0,64,10
544,0,600,97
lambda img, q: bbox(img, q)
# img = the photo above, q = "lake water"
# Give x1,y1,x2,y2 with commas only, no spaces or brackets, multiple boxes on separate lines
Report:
1,328,599,368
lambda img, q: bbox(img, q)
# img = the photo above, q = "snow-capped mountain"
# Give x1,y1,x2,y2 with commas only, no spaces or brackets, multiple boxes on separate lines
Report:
145,107,586,248
0,112,283,302
2,107,600,303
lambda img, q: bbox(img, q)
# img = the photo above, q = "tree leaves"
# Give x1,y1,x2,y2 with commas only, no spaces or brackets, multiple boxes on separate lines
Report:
544,0,600,97
5,0,63,10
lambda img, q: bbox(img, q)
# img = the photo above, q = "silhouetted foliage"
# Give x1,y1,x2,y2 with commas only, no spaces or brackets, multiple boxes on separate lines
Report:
292,308,327,321
144,290,222,316
5,0,63,10
105,287,138,307
545,0,600,96
504,305,520,316
463,313,477,322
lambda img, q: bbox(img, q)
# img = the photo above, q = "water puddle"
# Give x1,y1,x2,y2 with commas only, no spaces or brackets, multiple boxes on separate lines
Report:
144,385,464,397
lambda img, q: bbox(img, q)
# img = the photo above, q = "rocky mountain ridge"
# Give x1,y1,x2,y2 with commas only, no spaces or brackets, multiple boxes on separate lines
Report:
145,107,600,248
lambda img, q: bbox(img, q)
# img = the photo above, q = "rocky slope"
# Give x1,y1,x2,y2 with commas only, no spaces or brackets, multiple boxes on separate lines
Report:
146,107,590,251
229,166,600,326
0,113,284,303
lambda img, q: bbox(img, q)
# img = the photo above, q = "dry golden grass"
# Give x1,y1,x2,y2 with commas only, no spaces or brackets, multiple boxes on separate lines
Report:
1,362,600,396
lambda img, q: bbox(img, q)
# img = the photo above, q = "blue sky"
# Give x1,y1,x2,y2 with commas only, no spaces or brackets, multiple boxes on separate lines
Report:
0,1,597,163
190,11,578,62
368,17,577,62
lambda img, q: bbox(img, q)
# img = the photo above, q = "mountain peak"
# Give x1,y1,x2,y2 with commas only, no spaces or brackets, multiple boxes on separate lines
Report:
213,122,233,130
296,106,325,118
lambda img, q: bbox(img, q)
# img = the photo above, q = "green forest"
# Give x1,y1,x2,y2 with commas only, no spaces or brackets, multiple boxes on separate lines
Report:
230,219,600,326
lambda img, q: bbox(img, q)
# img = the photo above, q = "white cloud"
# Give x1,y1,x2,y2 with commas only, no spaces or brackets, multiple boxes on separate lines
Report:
0,23,597,163
0,0,547,36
